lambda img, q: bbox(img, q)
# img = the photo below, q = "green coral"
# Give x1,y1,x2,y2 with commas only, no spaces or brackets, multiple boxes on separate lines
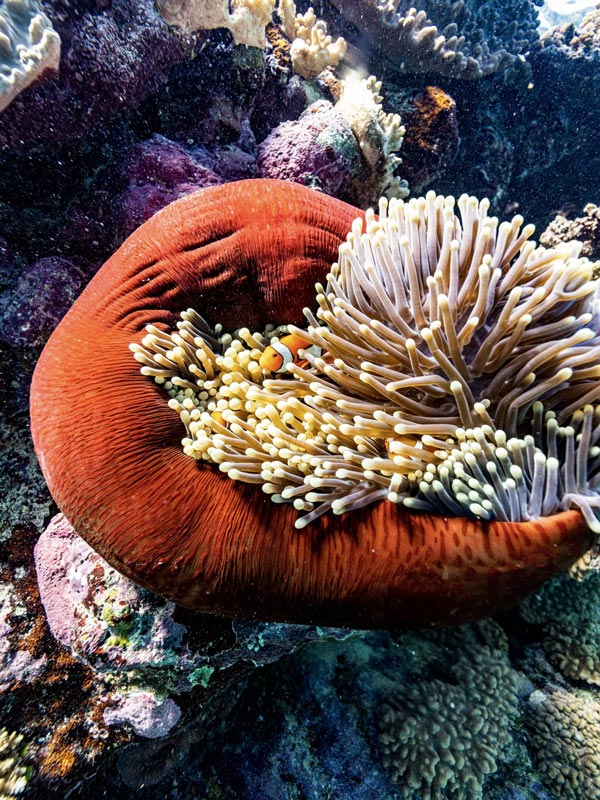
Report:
529,686,600,799
378,627,521,800
521,571,600,685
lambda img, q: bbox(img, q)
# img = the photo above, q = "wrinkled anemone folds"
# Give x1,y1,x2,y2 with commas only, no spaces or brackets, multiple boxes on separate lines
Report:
31,180,596,629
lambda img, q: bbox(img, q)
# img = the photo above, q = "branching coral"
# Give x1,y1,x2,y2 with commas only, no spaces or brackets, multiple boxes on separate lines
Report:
0,0,60,113
135,190,600,531
0,730,28,798
276,0,346,80
329,0,539,78
335,74,406,199
156,0,275,48
529,686,600,799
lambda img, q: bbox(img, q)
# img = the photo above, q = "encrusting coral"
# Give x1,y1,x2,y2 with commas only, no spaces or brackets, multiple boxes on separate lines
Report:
135,190,600,532
521,570,600,685
257,72,406,205
31,180,595,629
0,0,60,113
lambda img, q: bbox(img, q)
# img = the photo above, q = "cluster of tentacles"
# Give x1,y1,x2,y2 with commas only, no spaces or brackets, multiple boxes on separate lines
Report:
133,190,600,531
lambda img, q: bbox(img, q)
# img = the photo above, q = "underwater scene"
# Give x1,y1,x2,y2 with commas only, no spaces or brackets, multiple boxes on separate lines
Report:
2,0,600,797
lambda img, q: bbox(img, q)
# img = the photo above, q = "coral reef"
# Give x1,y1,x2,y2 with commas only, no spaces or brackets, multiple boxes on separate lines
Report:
541,202,600,261
258,74,406,205
379,643,521,798
156,0,275,48
0,0,187,147
0,0,60,113
117,135,224,238
521,570,600,685
2,0,600,793
329,0,540,78
529,686,600,799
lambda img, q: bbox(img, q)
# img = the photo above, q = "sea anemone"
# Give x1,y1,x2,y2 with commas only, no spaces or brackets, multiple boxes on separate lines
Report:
30,180,595,629
135,191,600,532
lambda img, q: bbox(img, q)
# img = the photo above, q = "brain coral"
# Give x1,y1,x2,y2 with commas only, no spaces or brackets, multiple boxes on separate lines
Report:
30,179,597,629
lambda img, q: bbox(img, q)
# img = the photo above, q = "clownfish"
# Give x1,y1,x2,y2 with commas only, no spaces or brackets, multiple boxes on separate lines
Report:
259,333,322,374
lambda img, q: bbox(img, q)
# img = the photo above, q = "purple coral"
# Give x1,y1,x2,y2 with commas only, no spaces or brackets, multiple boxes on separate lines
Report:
117,135,224,238
0,0,189,147
257,99,362,199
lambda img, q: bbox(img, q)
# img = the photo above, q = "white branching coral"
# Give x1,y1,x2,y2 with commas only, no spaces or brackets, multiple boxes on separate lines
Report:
156,0,275,49
277,0,347,79
335,73,407,199
0,730,28,798
0,0,60,113
132,191,600,531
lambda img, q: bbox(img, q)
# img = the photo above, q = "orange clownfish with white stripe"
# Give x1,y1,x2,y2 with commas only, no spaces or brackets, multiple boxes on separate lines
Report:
259,333,322,374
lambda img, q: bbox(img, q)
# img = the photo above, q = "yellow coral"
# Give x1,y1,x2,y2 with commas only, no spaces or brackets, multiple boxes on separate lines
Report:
156,0,275,48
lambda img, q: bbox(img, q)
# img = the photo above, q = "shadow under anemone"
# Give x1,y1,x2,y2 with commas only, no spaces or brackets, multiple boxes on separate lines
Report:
30,179,595,629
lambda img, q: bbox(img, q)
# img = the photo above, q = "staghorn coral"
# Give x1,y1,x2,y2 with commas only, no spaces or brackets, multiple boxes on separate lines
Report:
329,0,540,79
156,0,275,48
140,190,600,531
528,686,600,799
379,643,521,799
0,0,60,113
0,730,28,798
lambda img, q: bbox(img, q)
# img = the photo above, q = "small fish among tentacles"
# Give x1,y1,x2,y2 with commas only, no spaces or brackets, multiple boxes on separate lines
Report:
259,333,322,373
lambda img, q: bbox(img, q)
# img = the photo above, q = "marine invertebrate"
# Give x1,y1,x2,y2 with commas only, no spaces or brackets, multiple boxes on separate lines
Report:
541,202,600,262
528,686,600,799
521,570,600,685
31,179,595,629
0,0,60,113
0,730,28,798
277,0,347,80
146,190,600,531
156,0,275,48
379,646,520,798
398,86,459,195
329,0,540,79
258,74,406,206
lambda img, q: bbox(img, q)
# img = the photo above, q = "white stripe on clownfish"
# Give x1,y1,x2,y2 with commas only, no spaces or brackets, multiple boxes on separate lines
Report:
259,333,322,374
